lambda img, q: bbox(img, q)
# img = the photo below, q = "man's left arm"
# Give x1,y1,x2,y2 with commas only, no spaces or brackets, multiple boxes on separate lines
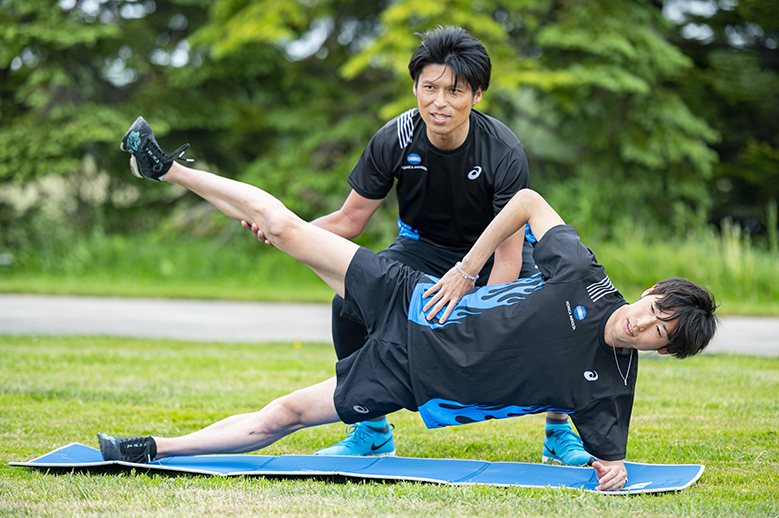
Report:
593,459,628,491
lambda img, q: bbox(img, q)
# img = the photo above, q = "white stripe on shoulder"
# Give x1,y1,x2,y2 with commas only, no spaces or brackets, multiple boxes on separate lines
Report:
587,275,618,303
396,108,418,149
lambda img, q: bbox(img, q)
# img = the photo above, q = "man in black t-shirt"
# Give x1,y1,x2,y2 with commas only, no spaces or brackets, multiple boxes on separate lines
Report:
101,132,719,491
247,26,593,465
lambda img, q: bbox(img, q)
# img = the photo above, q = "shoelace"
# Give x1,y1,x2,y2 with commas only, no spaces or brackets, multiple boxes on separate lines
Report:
151,143,193,174
119,438,151,462
341,423,373,445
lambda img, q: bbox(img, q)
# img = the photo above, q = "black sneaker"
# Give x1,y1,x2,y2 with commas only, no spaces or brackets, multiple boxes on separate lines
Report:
119,116,192,181
97,432,157,464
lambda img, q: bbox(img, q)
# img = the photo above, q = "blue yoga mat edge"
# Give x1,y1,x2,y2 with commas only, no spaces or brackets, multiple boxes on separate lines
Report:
10,443,705,495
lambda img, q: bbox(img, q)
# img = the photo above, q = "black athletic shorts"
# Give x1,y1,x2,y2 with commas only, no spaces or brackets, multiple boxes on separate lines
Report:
333,247,429,424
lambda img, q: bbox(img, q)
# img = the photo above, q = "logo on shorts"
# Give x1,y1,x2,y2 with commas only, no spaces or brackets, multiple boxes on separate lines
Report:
353,405,370,414
467,166,483,180
584,371,599,381
574,305,587,320
407,153,422,165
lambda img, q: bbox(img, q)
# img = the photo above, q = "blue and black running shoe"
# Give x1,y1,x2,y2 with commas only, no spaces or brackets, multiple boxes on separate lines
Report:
542,423,596,466
314,421,396,456
120,116,191,181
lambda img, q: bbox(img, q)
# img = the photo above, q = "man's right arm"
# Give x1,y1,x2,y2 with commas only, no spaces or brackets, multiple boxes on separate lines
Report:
422,189,564,322
593,460,628,491
458,189,563,278
310,190,384,239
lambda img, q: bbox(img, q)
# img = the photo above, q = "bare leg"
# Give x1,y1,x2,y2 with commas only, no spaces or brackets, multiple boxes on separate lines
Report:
153,378,340,459
162,162,359,297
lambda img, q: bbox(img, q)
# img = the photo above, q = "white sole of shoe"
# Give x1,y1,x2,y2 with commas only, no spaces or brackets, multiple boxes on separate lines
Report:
315,450,396,457
128,155,143,179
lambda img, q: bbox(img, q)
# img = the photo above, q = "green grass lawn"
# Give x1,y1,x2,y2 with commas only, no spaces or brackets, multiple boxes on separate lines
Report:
1,335,777,517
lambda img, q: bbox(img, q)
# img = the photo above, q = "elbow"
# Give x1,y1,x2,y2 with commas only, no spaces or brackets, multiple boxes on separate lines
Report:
341,226,364,240
337,216,368,240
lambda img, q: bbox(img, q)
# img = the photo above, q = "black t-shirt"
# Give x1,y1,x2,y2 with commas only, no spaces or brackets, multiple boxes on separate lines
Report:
405,225,637,460
348,109,530,248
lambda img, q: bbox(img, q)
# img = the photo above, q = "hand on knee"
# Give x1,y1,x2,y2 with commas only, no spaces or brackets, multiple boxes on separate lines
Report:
257,207,300,247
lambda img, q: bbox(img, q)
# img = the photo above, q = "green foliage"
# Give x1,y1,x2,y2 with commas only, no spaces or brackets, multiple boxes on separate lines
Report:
0,2,121,181
593,222,779,315
1,0,777,306
0,0,217,242
510,1,719,238
329,0,722,237
668,0,779,231
1,0,723,232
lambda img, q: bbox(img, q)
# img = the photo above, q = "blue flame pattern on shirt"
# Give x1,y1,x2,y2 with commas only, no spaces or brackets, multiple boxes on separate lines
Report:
407,272,545,330
419,398,571,428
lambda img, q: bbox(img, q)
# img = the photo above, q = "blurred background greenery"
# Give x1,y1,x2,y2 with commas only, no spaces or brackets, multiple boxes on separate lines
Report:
0,0,777,312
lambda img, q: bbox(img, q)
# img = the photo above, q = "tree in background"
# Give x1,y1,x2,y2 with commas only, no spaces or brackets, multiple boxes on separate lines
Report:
664,0,779,245
1,0,773,250
0,0,213,248
193,0,722,241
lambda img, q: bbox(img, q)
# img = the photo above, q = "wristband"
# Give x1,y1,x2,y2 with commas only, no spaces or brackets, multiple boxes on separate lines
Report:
455,261,479,282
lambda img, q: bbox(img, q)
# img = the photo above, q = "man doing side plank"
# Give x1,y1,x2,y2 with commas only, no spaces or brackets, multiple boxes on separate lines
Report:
99,119,718,491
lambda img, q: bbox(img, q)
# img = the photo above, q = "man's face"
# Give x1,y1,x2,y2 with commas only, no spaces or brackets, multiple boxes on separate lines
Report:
413,63,482,150
609,291,676,353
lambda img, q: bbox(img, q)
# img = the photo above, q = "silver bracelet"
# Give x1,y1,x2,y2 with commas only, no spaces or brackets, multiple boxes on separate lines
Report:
455,261,479,282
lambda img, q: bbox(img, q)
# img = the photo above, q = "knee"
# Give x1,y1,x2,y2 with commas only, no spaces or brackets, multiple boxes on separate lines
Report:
261,395,305,435
260,206,300,245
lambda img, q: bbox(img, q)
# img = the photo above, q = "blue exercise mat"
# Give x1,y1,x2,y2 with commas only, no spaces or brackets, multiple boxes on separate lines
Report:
11,443,704,494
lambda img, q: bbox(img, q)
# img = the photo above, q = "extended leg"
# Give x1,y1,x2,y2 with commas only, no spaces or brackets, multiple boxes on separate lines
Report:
105,120,357,463
153,378,340,458
163,162,358,297
99,378,341,461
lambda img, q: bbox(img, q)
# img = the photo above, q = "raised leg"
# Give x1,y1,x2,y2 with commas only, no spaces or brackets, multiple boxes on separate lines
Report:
163,162,359,297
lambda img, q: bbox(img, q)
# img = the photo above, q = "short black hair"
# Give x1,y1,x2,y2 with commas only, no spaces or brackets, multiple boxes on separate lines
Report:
408,26,491,94
653,278,719,359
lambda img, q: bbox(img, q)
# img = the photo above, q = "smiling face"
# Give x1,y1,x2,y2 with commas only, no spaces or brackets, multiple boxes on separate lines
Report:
413,63,482,150
606,289,678,354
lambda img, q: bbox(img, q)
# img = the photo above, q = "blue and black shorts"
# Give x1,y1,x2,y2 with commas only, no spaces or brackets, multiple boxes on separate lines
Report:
332,247,429,423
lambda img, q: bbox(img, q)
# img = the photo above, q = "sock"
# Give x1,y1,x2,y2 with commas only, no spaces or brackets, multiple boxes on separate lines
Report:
545,417,570,438
365,418,388,434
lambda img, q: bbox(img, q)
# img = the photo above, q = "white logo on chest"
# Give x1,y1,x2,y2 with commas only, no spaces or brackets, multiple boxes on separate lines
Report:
467,166,482,180
584,371,599,381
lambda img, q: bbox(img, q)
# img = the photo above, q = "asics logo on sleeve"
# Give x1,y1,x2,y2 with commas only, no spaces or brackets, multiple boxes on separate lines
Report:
467,166,483,180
